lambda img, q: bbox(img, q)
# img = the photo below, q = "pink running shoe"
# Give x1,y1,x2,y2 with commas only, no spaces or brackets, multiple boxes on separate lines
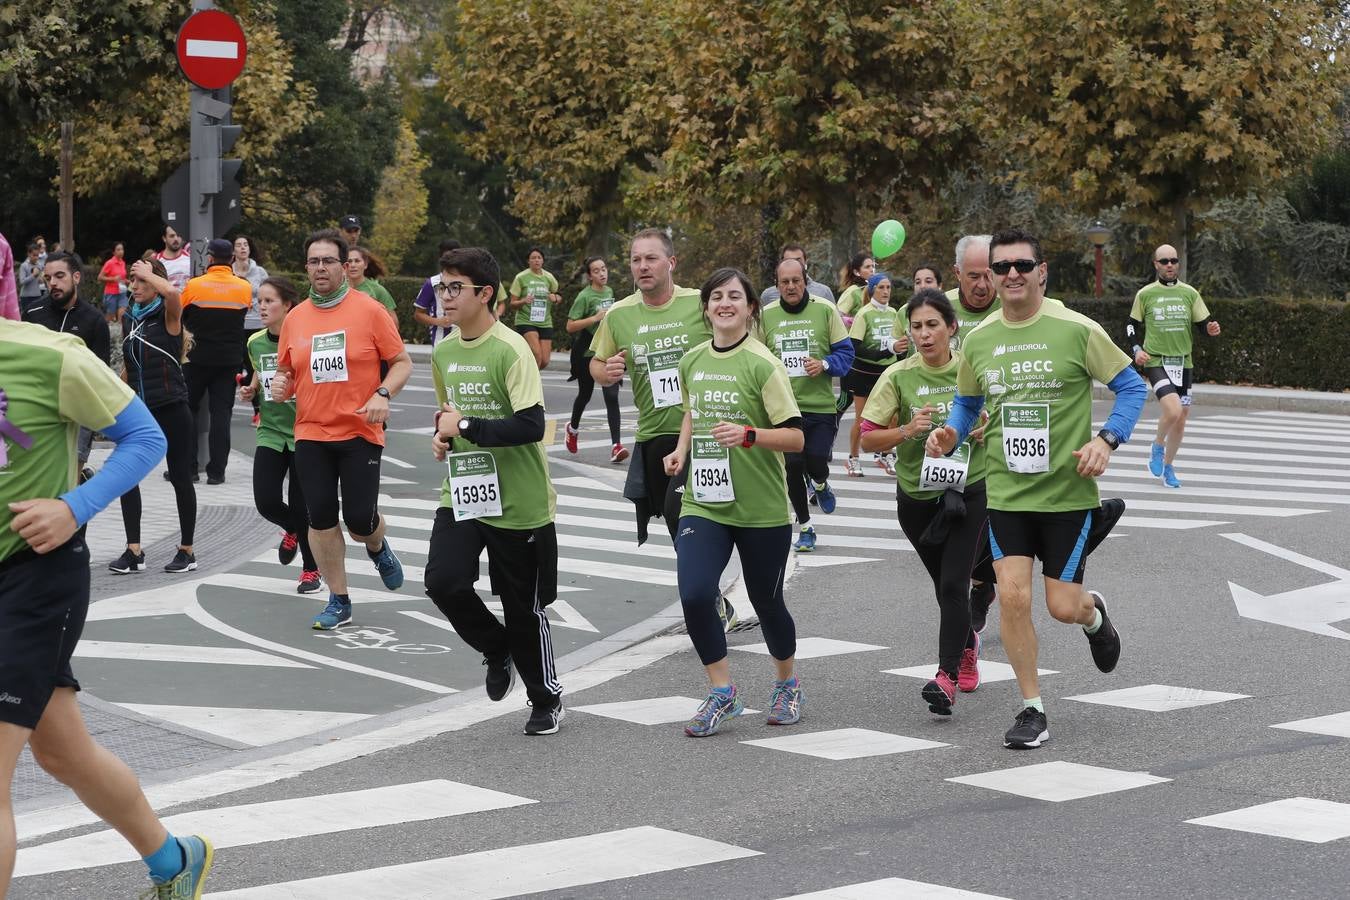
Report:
958,631,982,692
921,670,957,715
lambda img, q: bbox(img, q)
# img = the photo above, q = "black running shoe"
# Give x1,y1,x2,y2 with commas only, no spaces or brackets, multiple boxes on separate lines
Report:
524,698,565,735
278,532,299,566
108,548,145,574
1085,591,1121,672
164,549,198,573
484,654,515,702
970,581,996,634
1004,707,1049,749
1085,498,1125,556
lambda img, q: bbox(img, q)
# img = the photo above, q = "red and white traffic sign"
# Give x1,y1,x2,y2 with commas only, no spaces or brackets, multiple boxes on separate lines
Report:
176,10,247,90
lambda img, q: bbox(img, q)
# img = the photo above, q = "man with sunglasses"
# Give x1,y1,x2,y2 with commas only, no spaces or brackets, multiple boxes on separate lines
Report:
926,228,1146,750
426,248,564,734
1127,245,1221,488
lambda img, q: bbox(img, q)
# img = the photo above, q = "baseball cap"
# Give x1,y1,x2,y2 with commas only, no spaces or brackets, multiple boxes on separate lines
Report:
339,215,362,230
206,238,234,261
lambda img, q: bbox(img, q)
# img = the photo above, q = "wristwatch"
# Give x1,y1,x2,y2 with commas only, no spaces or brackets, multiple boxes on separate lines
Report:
1097,429,1120,450
375,387,391,399
741,427,757,448
459,417,473,436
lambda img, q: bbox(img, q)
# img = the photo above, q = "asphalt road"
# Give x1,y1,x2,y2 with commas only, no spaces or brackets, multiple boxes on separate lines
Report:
11,360,1350,899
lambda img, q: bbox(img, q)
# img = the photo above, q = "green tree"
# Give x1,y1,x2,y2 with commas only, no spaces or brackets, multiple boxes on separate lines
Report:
369,120,430,272
966,0,1350,277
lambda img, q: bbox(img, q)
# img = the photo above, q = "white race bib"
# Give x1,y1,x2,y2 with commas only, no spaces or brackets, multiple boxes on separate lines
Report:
646,348,684,409
1162,355,1184,387
778,336,810,378
447,451,503,521
310,331,349,384
1001,403,1050,474
873,321,893,352
920,443,970,492
528,288,549,324
259,352,278,402
690,436,734,503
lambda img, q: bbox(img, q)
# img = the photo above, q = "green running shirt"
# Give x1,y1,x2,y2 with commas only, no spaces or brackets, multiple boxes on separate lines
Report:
589,287,712,441
863,352,987,500
431,320,556,530
849,303,900,369
508,269,560,328
760,297,849,414
1129,280,1210,366
956,302,1131,512
566,285,615,335
247,328,297,452
678,337,801,528
944,287,1002,352
837,284,865,318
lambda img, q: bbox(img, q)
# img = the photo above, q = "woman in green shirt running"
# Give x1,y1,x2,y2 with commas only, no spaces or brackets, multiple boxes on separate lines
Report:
344,246,399,325
662,267,805,738
564,256,626,462
507,248,562,369
835,251,875,326
860,289,993,718
842,273,906,476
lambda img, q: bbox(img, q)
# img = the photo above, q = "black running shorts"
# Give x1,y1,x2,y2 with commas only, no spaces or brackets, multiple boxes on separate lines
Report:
987,508,1093,584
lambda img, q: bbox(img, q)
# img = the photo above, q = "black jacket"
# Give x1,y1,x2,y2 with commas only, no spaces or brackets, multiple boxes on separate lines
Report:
23,296,111,366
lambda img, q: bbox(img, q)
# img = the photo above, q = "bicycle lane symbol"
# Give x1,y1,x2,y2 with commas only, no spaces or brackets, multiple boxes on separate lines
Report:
313,625,452,655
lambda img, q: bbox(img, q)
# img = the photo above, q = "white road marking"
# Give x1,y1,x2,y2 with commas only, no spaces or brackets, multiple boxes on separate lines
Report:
1186,797,1350,843
741,727,948,760
115,704,373,746
207,826,760,899
883,662,1057,683
733,637,888,659
14,780,534,877
573,696,760,725
1220,532,1350,579
1271,710,1350,739
1063,684,1250,712
779,878,1013,899
947,761,1171,802
74,641,312,668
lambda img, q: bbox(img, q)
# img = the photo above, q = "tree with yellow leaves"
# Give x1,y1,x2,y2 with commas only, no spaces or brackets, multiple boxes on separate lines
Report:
369,120,430,273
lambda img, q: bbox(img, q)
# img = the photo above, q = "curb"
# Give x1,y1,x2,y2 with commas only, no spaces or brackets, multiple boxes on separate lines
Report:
1092,382,1350,414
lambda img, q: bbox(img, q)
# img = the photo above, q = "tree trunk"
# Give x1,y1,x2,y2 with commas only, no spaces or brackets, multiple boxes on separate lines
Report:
1171,196,1189,282
828,189,858,294
59,121,74,253
758,203,781,290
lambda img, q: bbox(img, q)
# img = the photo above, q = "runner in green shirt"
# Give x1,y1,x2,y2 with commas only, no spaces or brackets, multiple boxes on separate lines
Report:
860,289,993,717
344,246,399,320
944,233,1001,353
662,266,804,737
911,262,942,293
589,228,734,629
428,246,564,736
240,276,321,594
834,251,875,325
926,228,1144,750
1126,244,1222,488
507,248,561,370
563,256,626,462
843,273,906,477
761,257,854,552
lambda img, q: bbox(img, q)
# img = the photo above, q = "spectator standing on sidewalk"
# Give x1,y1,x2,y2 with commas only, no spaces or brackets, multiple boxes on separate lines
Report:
18,241,48,312
155,226,192,292
181,239,252,485
0,231,19,321
96,242,129,324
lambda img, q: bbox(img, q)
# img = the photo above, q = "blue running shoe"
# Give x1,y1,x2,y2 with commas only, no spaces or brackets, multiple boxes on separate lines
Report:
814,481,836,514
1148,443,1165,477
685,686,743,737
142,834,213,899
370,539,404,590
1163,464,1181,488
793,524,817,553
806,478,818,507
312,594,352,630
766,677,803,725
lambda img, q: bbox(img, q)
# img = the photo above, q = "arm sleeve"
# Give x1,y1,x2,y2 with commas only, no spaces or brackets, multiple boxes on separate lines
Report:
371,302,406,360
823,337,854,374
59,396,166,526
1126,317,1144,349
470,404,545,446
760,359,802,423
567,291,590,321
1102,366,1147,443
852,336,893,363
89,314,111,366
944,394,985,446
589,315,617,359
860,368,898,426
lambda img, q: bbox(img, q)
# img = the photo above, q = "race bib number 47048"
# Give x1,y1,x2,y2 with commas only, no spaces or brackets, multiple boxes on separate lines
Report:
310,331,348,384
1001,403,1050,474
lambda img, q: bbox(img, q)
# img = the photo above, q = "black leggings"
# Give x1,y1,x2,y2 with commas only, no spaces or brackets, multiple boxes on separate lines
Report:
569,369,622,444
120,401,197,546
785,453,830,524
676,516,796,666
294,438,382,535
638,434,685,542
895,482,990,679
253,445,317,570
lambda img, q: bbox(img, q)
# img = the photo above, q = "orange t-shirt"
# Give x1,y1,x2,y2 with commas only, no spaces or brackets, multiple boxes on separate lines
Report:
277,290,405,446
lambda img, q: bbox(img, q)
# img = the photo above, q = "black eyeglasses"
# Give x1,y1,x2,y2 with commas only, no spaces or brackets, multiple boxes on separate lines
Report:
434,280,485,299
989,259,1039,275
1156,257,1179,265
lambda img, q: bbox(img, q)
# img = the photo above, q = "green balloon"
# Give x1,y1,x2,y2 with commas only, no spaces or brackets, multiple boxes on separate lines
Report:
871,219,907,259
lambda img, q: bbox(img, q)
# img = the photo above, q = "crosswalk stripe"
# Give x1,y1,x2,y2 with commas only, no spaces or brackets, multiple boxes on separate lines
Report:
1096,480,1350,505
1118,515,1228,530
1106,454,1350,478
778,877,1013,899
1113,444,1350,468
207,826,761,899
115,705,373,747
13,780,535,878
1102,467,1343,491
368,531,679,585
73,641,312,668
1137,417,1350,442
1110,498,1316,517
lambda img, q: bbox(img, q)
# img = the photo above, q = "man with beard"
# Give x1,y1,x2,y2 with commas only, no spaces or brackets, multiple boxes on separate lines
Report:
34,253,111,471
155,226,192,292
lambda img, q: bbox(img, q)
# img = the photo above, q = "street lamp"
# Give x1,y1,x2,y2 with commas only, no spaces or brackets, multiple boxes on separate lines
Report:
1085,220,1111,298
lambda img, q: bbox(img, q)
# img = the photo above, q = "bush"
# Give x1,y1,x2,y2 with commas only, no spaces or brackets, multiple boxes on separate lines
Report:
1063,295,1350,392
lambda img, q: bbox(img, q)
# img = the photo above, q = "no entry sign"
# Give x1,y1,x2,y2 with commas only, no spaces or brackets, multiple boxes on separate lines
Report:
176,10,247,90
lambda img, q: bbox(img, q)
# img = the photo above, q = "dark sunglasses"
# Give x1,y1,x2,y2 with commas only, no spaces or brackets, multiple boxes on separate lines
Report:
989,259,1038,275
1156,257,1179,265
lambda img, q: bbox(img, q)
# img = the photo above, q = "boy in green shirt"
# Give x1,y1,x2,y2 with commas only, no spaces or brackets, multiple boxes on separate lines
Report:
427,247,564,736
1126,244,1222,488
